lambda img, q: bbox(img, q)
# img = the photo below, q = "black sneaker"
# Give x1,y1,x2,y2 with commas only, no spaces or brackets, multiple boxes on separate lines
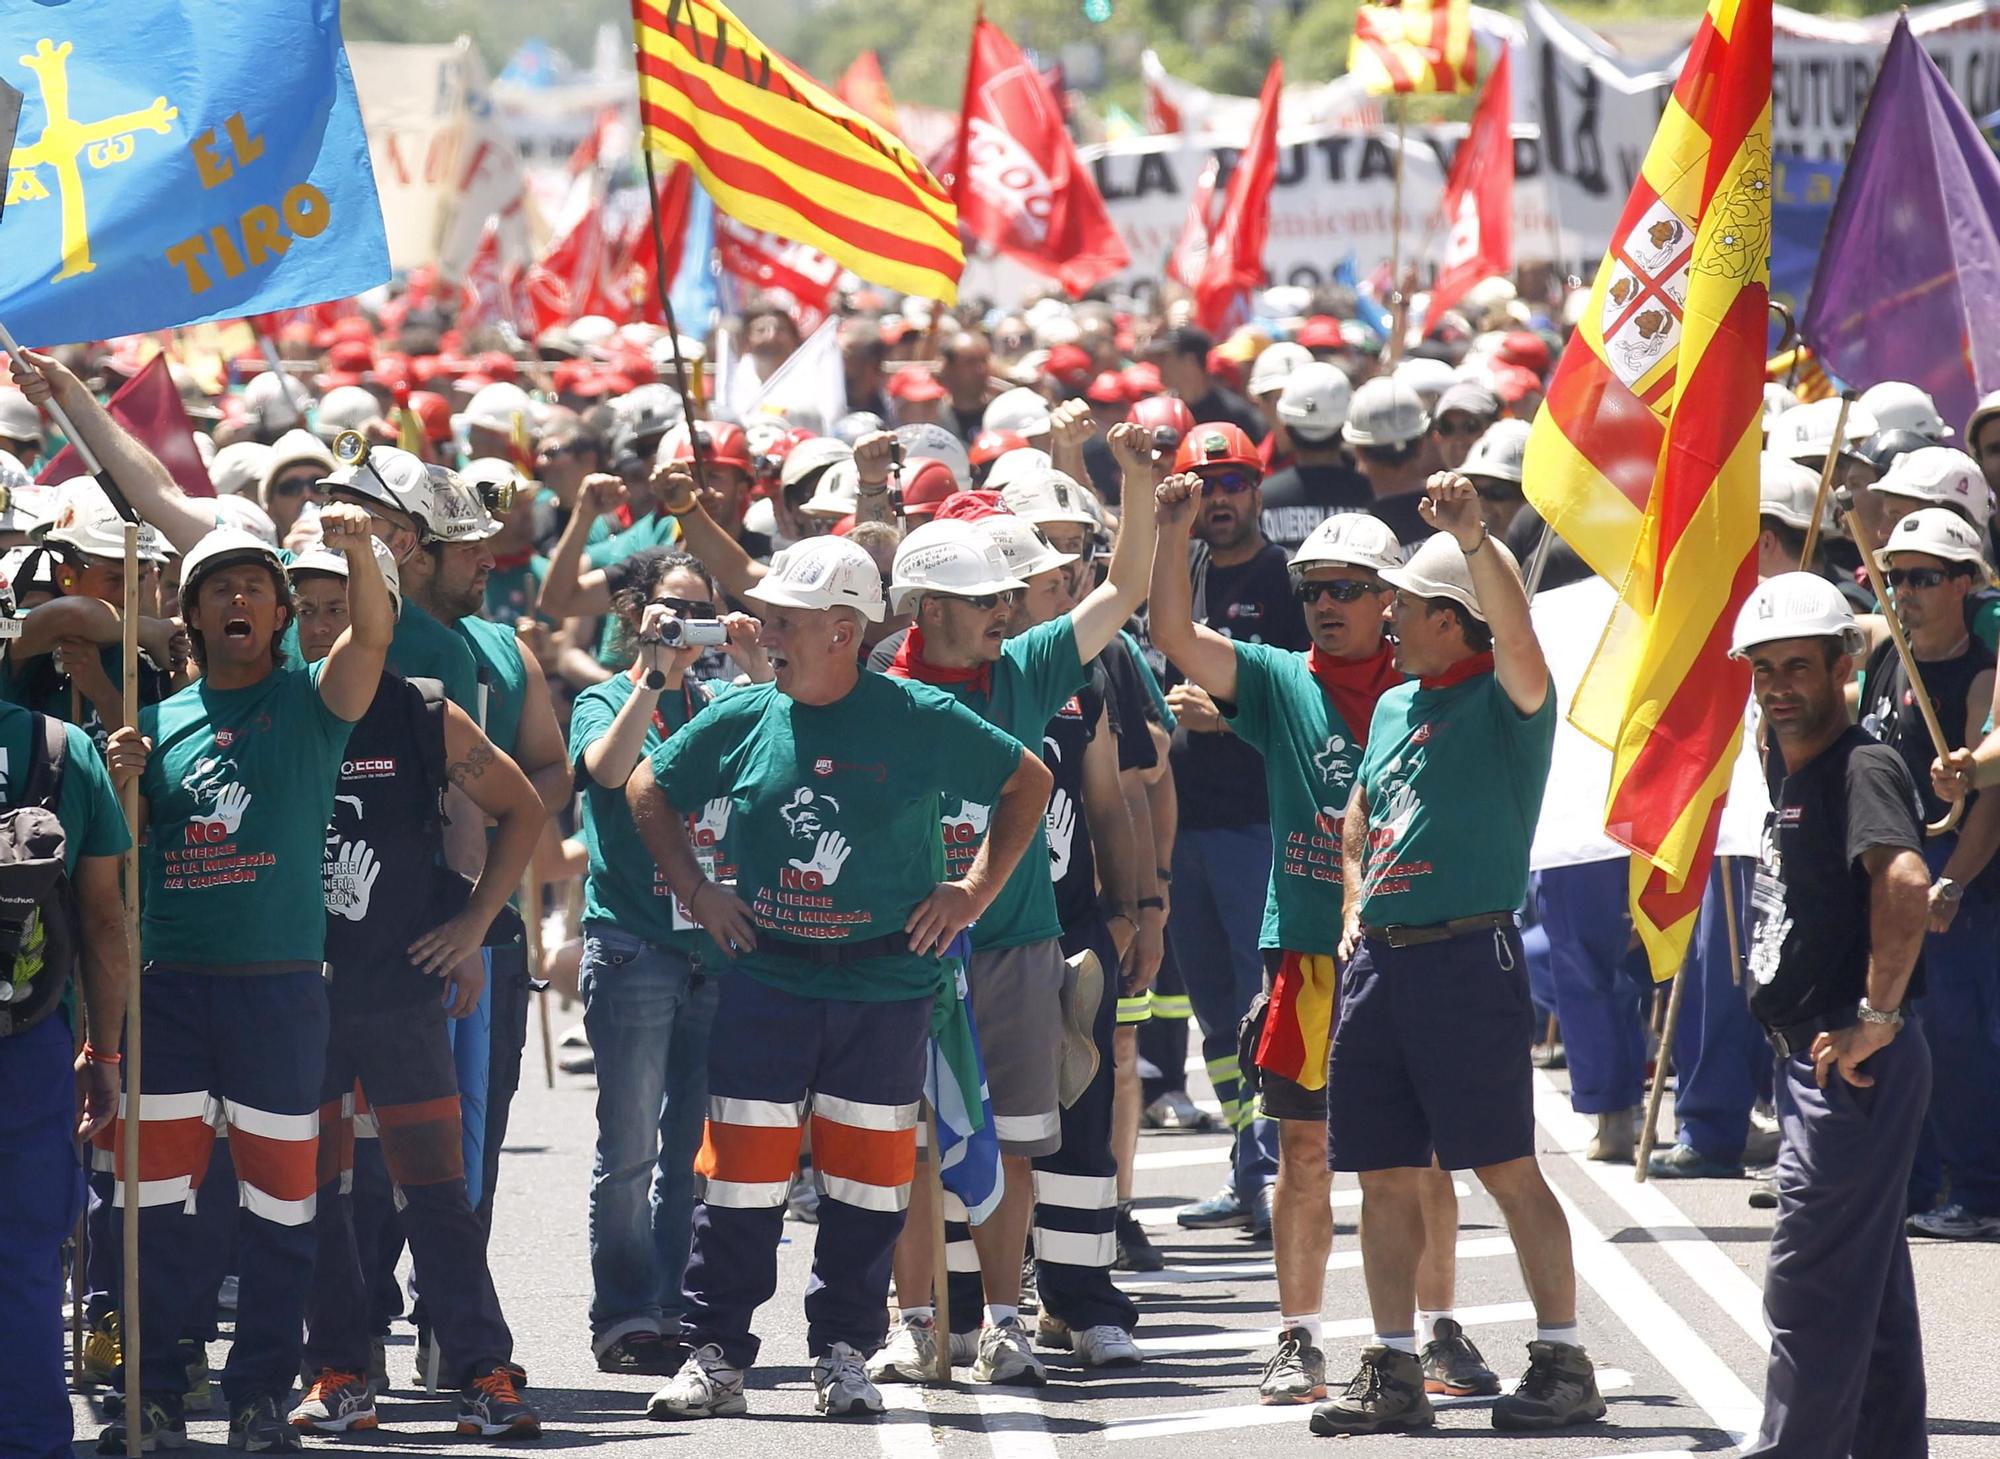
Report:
457,1365,543,1438
1491,1340,1607,1431
97,1396,185,1453
1113,1205,1164,1273
228,1396,302,1452
1421,1318,1500,1396
597,1330,685,1376
1308,1345,1434,1435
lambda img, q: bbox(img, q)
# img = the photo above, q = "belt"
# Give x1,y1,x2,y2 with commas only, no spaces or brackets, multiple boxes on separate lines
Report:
766,931,917,966
1361,911,1518,950
1764,1007,1857,1060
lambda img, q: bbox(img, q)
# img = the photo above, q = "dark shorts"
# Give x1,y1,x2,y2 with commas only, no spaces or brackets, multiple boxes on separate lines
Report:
1259,1069,1325,1122
1325,927,1536,1173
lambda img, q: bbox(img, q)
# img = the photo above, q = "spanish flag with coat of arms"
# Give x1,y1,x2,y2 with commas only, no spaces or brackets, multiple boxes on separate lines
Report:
1522,0,1772,980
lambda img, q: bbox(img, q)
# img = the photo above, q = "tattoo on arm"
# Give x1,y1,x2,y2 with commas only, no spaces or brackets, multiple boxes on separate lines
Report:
448,742,495,788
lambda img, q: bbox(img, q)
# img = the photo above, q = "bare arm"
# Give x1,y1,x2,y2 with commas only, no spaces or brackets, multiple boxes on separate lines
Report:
1120,763,1166,994
537,474,619,619
851,433,897,529
1068,423,1159,664
906,749,1054,957
584,672,666,789
1338,778,1370,960
315,505,394,722
651,468,766,598
1422,472,1548,716
72,854,130,1138
509,637,572,814
1145,470,1239,701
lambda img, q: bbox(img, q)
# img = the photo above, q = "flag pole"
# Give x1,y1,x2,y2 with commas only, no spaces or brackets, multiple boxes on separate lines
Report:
1387,96,1407,365
118,520,142,1457
925,1102,953,1383
1634,968,1686,1183
0,324,142,524
641,148,710,501
1797,390,1853,571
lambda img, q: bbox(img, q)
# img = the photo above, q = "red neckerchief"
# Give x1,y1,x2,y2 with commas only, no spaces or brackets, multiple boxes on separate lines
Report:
884,625,992,695
1419,650,1496,692
1308,640,1402,750
492,545,536,572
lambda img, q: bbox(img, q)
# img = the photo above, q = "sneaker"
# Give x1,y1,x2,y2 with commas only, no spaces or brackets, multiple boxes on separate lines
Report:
1070,1325,1142,1368
228,1396,302,1452
812,1341,884,1416
1035,1310,1071,1351
1245,1184,1273,1241
1114,1205,1164,1272
180,1341,213,1413
1586,1108,1637,1164
1648,1143,1744,1180
1259,1326,1327,1404
217,1274,240,1313
1421,1318,1500,1396
1491,1341,1607,1431
1019,1253,1040,1313
1144,1091,1222,1132
97,1397,185,1453
598,1329,686,1375
1908,1202,2000,1239
289,1371,378,1433
81,1314,120,1388
1530,1041,1566,1070
1747,1169,1778,1209
557,1049,596,1075
1176,1185,1248,1230
786,1169,821,1224
867,1315,945,1383
1308,1345,1434,1434
457,1366,542,1438
972,1318,1047,1386
647,1344,748,1419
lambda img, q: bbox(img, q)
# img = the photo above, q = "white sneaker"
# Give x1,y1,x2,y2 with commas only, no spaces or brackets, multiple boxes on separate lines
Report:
973,1319,1047,1386
646,1344,748,1419
867,1317,940,1383
813,1342,884,1416
1071,1326,1142,1368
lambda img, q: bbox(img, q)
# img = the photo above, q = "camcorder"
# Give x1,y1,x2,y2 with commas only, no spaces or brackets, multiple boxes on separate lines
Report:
648,618,729,649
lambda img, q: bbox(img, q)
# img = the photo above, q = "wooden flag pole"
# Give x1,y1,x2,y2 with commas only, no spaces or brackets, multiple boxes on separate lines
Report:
1797,391,1854,571
1387,96,1407,364
1634,967,1688,1183
520,868,555,1089
641,148,711,500
118,521,142,1457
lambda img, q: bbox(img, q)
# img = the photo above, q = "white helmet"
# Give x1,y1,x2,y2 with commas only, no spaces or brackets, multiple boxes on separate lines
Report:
999,468,1097,527
1391,356,1458,409
208,495,279,548
1276,362,1353,443
1872,446,1992,523
781,437,854,491
0,481,53,534
417,465,502,543
242,370,313,431
1761,382,1800,433
1461,419,1531,485
0,389,44,447
894,423,972,490
615,383,685,444
261,429,336,499
985,447,1054,494
1858,381,1951,441
458,381,534,439
179,526,286,603
800,460,861,520
1771,398,1877,463
209,441,274,499
288,536,404,617
322,443,430,525
1248,341,1313,400
1730,571,1865,658
1343,377,1430,448
1965,389,2000,446
889,519,1027,613
983,386,1053,438
37,477,172,562
1291,513,1404,574
1883,506,1990,571
1380,530,1521,623
314,385,384,442
743,536,884,622
982,515,1076,580
1758,452,1827,531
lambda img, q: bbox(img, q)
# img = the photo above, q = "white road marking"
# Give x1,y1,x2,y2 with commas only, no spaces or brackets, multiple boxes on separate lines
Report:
1134,1144,1233,1170
1118,1234,1516,1287
972,1389,1060,1459
876,1384,940,1459
1132,1179,1474,1226
1139,1300,1535,1355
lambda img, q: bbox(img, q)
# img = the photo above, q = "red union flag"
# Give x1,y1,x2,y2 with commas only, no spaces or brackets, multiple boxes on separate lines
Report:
1423,49,1513,333
715,215,840,334
946,18,1129,297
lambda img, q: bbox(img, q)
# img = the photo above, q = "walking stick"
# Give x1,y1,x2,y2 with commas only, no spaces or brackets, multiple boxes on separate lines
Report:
925,1103,953,1384
1797,390,1855,572
1721,857,1745,987
519,868,554,1089
1634,964,1688,1184
118,521,142,1456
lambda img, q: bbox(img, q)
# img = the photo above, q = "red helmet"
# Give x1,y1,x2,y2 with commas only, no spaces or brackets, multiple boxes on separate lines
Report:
1127,395,1195,437
1174,422,1261,476
757,427,817,484
970,429,1029,469
669,420,755,475
407,391,453,444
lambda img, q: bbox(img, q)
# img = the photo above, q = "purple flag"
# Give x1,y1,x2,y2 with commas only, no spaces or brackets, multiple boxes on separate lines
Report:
1802,16,2000,440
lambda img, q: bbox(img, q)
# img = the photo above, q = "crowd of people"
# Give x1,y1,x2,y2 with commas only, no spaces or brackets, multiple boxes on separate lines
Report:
0,271,1982,1458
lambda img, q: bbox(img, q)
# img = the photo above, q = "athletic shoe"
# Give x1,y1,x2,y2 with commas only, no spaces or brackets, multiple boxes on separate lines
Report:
180,1341,213,1413
456,1365,543,1438
972,1318,1047,1386
1144,1091,1222,1132
1308,1345,1434,1434
1586,1108,1637,1164
1747,1169,1778,1209
1648,1143,1744,1180
1070,1325,1142,1368
227,1396,302,1452
785,1169,821,1224
597,1330,685,1376
1176,1185,1247,1230
1491,1341,1607,1431
1421,1318,1500,1396
96,1397,184,1453
812,1341,884,1416
80,1314,120,1388
647,1344,748,1419
1258,1326,1327,1405
1114,1205,1164,1272
557,1050,595,1075
1908,1202,2000,1239
1245,1184,1274,1242
867,1315,946,1383
217,1275,240,1313
289,1371,378,1433
1530,1040,1566,1070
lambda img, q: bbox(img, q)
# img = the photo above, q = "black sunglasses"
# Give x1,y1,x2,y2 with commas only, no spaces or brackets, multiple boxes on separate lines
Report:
1294,579,1381,604
1886,566,1954,590
651,594,717,619
1200,471,1258,497
949,590,1022,610
272,473,321,499
1434,416,1490,437
1473,482,1523,503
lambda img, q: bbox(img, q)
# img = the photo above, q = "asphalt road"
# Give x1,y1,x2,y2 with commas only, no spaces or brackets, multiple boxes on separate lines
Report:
70,1030,2000,1457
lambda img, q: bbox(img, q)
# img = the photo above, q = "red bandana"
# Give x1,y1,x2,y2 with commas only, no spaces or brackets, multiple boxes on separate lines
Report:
1307,640,1402,750
884,625,992,695
1419,651,1496,692
492,545,536,572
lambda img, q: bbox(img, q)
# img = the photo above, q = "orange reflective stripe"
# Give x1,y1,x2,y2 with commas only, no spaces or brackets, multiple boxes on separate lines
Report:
228,1127,321,1203
371,1095,462,1131
695,1118,802,1185
809,1113,916,1191
374,1095,465,1187
115,1115,216,1184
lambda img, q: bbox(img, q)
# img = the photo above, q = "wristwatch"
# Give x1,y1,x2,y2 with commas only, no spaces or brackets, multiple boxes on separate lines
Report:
1856,997,1905,1029
1934,876,1964,904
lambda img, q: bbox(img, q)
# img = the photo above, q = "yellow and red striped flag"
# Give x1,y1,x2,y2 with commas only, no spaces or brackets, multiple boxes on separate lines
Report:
632,0,963,302
1522,0,1772,980
1347,0,1478,96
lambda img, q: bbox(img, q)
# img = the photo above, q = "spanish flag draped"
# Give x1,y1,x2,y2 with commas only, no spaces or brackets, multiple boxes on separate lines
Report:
632,0,963,302
1522,0,1772,980
1347,0,1478,96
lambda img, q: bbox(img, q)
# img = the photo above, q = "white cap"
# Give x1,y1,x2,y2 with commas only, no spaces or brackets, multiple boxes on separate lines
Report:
743,536,886,622
1391,356,1458,409
1291,513,1405,573
0,389,44,445
999,468,1097,527
458,381,534,439
1771,398,1877,463
261,429,335,500
800,460,861,520
1858,381,1951,441
322,443,430,523
37,477,172,562
1758,453,1827,531
1380,531,1521,622
780,437,854,491
983,386,1053,438
1248,341,1314,399
208,495,279,548
985,447,1054,494
419,465,502,543
1276,362,1353,442
982,515,1076,579
315,385,384,442
1343,377,1430,448
894,423,972,490
1461,419,1531,485
889,519,1027,613
1873,446,1993,522
242,370,313,431
1883,506,1990,570
180,526,287,600
1730,571,1865,657
209,441,274,498
287,536,403,616
1761,382,1800,432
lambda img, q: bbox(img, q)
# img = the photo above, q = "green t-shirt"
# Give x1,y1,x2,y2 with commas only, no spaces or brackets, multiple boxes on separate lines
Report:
138,662,355,967
1223,642,1372,955
1120,628,1176,730
456,616,526,755
649,674,1021,1001
485,554,550,628
1972,595,2000,655
920,617,1085,951
1354,667,1556,929
586,511,680,572
0,705,130,871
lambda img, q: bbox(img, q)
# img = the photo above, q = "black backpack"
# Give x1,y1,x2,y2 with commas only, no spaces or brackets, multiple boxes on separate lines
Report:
0,716,77,1037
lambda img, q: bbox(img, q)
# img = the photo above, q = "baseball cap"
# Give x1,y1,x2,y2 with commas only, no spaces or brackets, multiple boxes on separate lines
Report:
1045,344,1094,392
743,537,887,622
1085,372,1131,407
900,460,960,521
887,369,948,403
1381,531,1523,622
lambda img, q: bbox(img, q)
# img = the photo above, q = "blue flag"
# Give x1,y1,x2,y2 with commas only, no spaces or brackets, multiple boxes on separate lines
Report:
0,1,388,347
1769,155,1840,337
927,931,1002,1226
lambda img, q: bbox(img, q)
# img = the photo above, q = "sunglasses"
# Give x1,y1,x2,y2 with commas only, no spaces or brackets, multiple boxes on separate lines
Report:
1435,416,1489,437
1294,579,1382,604
272,473,321,499
1200,471,1258,497
1473,482,1523,503
949,590,1022,611
1885,566,1953,590
651,594,717,619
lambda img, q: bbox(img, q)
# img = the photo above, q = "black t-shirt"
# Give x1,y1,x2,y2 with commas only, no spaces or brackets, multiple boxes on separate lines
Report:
1185,385,1267,443
1746,725,1927,1029
1259,462,1375,555
1096,634,1160,773
948,403,986,445
1167,540,1308,830
1083,435,1121,504
1368,491,1433,548
1861,636,1995,885
1045,678,1105,930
